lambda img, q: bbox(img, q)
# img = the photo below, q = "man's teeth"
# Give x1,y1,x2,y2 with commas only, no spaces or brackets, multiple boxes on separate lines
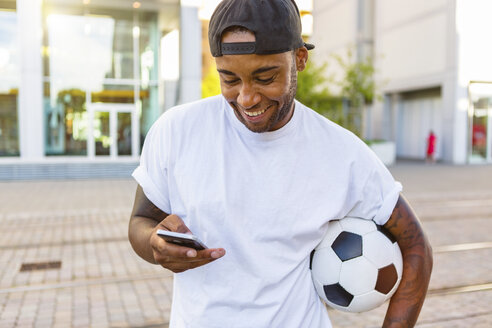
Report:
244,108,267,117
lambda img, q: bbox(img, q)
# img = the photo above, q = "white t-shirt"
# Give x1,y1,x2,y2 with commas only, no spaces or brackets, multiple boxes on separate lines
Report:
133,95,402,328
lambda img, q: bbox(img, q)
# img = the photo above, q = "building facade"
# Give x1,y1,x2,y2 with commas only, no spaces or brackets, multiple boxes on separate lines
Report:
0,0,201,177
311,0,492,164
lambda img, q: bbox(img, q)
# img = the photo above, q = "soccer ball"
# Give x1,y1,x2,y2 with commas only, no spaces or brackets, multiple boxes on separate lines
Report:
310,217,403,313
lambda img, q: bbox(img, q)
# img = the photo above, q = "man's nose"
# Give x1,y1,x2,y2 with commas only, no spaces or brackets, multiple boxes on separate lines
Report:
237,83,261,109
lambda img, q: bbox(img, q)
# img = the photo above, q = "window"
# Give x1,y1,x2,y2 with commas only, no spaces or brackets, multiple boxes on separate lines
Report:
42,3,160,157
469,83,492,163
0,2,20,156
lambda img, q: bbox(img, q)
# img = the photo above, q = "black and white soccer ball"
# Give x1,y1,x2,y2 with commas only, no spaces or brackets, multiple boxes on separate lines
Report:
310,217,403,313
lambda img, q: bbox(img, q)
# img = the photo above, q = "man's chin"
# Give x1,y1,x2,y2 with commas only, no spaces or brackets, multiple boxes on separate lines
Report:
243,121,271,133
233,109,272,133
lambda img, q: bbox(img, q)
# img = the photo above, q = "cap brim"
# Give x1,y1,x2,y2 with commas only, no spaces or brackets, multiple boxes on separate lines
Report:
304,42,315,50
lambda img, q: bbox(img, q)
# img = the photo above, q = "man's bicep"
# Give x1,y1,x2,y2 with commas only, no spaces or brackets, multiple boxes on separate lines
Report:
383,195,428,253
131,185,170,222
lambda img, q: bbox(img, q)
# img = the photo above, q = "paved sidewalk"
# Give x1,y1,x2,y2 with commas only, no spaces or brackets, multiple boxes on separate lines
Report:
0,162,491,327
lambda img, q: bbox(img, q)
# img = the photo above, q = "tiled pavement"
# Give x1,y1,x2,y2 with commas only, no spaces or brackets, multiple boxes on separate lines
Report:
0,163,492,327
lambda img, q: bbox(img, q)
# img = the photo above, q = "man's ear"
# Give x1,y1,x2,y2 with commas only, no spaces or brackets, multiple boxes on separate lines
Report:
295,46,309,72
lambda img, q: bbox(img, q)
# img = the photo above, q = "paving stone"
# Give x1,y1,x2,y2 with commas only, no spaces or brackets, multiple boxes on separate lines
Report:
1,166,491,327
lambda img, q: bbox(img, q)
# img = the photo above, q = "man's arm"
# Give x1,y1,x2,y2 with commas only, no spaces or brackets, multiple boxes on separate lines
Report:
128,185,170,264
128,185,225,273
382,195,433,327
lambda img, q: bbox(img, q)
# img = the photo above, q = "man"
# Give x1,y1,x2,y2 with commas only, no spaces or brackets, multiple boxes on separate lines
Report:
129,0,433,327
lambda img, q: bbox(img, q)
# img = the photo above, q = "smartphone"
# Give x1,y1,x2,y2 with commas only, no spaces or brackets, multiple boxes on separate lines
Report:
156,230,208,250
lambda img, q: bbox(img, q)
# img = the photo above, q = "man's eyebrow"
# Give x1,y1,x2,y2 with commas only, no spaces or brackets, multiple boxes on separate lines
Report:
217,66,280,76
217,69,236,76
252,66,279,75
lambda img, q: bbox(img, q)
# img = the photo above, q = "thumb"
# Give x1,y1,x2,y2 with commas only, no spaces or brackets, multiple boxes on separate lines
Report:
160,214,192,234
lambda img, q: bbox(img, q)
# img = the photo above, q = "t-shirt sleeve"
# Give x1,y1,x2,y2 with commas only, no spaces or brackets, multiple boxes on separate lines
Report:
345,143,402,226
132,115,172,214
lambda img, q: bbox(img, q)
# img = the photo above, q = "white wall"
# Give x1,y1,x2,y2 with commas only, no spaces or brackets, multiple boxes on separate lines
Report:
372,0,461,163
378,14,447,82
312,0,452,90
310,0,358,92
311,0,357,57
375,1,450,88
377,0,448,28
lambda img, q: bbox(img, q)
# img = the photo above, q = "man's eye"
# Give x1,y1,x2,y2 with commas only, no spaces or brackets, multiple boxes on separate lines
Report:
256,77,274,84
223,79,239,85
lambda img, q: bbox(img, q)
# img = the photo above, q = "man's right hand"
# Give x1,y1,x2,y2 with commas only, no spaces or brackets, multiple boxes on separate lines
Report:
129,185,226,273
149,214,226,273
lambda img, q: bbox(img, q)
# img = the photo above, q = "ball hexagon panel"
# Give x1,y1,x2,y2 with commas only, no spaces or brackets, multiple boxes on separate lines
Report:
375,264,398,295
332,231,363,261
339,217,377,236
311,247,342,285
339,257,378,295
348,290,388,313
362,230,395,268
323,283,354,307
316,220,343,250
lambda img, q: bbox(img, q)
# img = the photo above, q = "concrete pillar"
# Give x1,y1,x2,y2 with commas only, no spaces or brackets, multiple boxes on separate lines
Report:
179,3,202,104
452,82,469,164
17,0,44,160
388,93,400,142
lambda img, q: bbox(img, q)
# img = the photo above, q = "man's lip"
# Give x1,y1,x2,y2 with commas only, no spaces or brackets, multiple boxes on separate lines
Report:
241,105,272,121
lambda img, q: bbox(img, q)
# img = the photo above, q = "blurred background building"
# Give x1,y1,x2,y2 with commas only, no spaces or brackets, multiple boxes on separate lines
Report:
3,0,491,180
311,0,492,164
0,0,313,179
0,0,200,178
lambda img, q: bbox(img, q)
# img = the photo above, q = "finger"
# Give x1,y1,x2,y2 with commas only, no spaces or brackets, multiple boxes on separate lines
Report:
159,214,191,234
153,247,226,273
165,247,226,260
196,248,226,260
157,242,225,261
151,229,195,257
152,238,198,258
151,232,225,259
164,258,218,272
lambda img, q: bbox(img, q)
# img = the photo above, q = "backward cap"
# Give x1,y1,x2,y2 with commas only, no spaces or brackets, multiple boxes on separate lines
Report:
209,0,314,57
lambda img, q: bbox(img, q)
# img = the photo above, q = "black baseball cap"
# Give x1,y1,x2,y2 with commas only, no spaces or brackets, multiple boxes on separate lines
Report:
209,0,315,57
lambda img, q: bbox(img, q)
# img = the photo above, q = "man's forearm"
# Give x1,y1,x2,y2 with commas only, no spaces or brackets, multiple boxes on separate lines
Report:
129,185,171,264
383,240,433,327
383,196,433,327
128,216,159,264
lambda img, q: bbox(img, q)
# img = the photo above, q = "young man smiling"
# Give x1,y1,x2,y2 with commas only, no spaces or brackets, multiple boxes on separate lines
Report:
129,1,433,327
215,26,304,133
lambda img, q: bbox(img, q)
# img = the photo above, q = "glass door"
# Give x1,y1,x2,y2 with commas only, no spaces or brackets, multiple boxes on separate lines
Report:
94,111,110,156
0,7,20,156
43,9,156,158
117,112,132,156
469,83,492,163
87,103,136,158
